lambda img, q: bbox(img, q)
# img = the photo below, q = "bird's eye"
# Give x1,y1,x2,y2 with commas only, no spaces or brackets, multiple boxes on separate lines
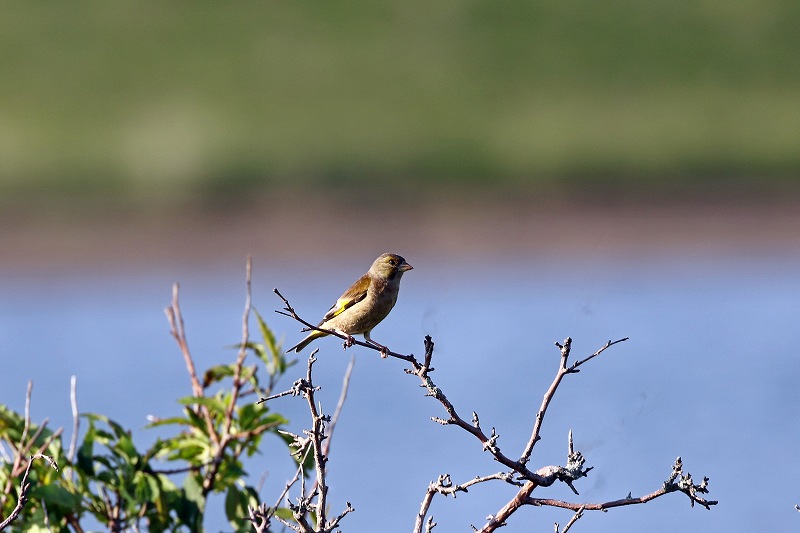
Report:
388,259,396,266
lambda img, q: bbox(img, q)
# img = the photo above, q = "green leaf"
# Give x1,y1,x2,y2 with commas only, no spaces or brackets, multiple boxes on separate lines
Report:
179,396,228,417
273,506,294,521
184,405,211,436
237,402,261,431
224,484,244,522
76,421,96,476
225,484,260,532
113,432,139,464
18,507,52,533
145,416,191,429
163,436,212,463
254,307,293,375
178,474,205,530
202,364,236,387
30,483,81,511
132,471,153,502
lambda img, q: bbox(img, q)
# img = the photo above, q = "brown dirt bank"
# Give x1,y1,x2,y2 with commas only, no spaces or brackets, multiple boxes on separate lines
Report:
2,189,799,274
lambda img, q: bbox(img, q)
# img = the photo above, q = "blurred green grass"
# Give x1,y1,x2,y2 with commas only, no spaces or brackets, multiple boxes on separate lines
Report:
1,1,799,206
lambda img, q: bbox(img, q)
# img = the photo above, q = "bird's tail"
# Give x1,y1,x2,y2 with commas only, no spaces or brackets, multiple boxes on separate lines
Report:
286,330,327,353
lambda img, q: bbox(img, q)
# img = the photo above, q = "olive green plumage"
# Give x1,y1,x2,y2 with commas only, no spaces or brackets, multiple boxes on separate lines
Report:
287,253,413,353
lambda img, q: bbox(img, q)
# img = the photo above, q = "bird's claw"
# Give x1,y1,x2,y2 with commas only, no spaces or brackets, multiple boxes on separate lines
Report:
379,346,389,358
342,334,355,350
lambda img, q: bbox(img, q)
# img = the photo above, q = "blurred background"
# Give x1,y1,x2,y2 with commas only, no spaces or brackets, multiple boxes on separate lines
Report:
2,2,799,531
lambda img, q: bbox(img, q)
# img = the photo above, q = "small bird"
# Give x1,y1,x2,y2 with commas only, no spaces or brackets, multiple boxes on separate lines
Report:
287,253,413,354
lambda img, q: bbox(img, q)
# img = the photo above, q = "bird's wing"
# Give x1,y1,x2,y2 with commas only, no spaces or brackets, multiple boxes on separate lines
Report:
321,273,370,322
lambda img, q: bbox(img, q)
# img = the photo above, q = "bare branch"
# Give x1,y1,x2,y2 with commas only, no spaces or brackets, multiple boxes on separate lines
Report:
165,284,219,447
415,473,519,533
22,381,32,449
555,505,585,533
247,444,314,533
273,289,711,530
202,256,254,497
326,501,355,530
520,337,628,464
165,284,203,399
0,457,34,532
68,375,79,463
526,457,716,513
0,454,58,532
568,337,629,372
257,384,303,404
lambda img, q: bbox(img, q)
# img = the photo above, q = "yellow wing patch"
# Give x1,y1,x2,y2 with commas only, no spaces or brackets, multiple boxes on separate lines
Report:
321,273,370,322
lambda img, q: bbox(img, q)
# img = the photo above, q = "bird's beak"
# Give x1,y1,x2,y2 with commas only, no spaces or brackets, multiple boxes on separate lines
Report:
400,262,414,272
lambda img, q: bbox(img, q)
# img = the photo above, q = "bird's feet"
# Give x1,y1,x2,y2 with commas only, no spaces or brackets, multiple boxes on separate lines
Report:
366,339,390,358
342,334,355,350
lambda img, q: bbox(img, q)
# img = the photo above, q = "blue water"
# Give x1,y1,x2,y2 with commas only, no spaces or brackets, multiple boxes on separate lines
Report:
2,253,799,532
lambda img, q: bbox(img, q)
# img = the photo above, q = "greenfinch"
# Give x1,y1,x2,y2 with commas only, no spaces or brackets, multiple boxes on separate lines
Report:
287,253,413,353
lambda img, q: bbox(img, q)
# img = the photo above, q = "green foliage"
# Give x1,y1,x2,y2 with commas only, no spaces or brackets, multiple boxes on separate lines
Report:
0,313,295,532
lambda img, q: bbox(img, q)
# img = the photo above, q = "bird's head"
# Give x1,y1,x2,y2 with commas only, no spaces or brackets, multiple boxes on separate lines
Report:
370,253,413,281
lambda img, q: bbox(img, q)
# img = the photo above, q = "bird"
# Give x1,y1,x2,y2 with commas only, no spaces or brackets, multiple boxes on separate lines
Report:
286,253,413,354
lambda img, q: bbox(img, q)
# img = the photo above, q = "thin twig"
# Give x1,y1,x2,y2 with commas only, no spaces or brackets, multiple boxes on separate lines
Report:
22,381,32,451
0,458,34,531
519,337,628,464
226,255,253,430
248,444,314,533
301,355,356,512
257,388,298,404
303,355,329,528
414,473,518,533
165,285,219,447
68,375,79,463
557,505,585,533
478,458,716,532
567,337,629,371
166,284,204,399
0,454,58,532
202,256,253,497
